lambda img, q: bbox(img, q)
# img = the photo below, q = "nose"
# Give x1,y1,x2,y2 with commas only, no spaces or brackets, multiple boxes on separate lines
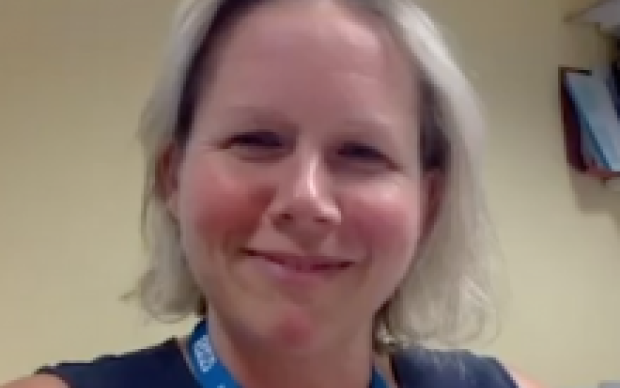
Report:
267,154,341,244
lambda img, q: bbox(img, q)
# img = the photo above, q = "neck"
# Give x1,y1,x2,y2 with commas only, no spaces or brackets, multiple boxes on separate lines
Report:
197,313,394,388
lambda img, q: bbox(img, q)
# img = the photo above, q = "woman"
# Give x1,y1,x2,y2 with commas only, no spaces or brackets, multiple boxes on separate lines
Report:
5,0,542,387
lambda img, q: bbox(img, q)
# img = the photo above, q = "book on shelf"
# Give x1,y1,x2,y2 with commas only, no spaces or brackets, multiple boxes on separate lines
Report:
564,67,620,172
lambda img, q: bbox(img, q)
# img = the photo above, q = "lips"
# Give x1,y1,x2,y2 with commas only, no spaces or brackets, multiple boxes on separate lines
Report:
243,248,354,273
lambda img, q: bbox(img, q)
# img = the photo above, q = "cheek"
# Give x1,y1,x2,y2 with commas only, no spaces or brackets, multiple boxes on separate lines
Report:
177,159,268,252
344,182,424,277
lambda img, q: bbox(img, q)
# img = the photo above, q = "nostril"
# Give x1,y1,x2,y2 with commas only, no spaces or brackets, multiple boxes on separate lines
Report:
241,248,259,257
279,213,294,222
267,200,342,238
274,212,333,227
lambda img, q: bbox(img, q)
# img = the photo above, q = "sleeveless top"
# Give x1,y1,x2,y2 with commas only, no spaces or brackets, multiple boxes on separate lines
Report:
37,339,518,388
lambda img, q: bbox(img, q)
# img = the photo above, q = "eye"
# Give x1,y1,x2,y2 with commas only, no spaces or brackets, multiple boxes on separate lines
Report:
226,130,286,160
229,131,282,148
338,142,390,166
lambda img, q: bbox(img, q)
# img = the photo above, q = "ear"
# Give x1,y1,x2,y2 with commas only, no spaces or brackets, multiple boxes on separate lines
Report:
156,143,183,220
420,169,444,238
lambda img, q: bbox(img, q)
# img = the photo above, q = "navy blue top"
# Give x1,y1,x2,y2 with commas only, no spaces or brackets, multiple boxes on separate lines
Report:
38,339,518,388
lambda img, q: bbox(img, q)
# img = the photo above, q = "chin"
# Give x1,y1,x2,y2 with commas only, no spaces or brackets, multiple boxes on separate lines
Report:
249,304,333,355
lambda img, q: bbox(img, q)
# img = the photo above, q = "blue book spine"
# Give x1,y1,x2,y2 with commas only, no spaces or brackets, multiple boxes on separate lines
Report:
565,72,620,172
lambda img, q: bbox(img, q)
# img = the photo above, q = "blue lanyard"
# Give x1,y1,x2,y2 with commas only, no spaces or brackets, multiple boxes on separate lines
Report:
188,320,390,388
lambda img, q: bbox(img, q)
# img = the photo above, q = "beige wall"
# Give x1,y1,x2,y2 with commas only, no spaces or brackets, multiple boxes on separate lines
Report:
1,0,618,386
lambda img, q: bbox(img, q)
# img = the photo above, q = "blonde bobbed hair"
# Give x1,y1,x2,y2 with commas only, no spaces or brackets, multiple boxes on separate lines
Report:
135,0,495,351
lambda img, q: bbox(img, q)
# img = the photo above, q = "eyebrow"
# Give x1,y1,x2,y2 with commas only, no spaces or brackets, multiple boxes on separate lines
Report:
221,105,402,130
339,115,402,135
217,105,295,127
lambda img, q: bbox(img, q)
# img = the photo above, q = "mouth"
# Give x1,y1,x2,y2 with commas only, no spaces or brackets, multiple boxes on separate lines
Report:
242,248,355,274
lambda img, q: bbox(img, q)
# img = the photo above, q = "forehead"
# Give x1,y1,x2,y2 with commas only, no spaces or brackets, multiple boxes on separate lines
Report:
202,1,416,105
219,2,393,70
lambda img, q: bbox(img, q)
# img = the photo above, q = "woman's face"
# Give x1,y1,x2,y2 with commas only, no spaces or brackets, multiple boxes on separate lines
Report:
168,1,432,353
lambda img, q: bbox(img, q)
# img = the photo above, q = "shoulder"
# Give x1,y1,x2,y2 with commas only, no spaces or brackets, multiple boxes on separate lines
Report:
2,339,191,388
393,347,545,388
